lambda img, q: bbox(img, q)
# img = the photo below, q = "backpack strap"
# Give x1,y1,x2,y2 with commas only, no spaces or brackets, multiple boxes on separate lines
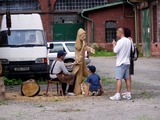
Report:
50,61,57,74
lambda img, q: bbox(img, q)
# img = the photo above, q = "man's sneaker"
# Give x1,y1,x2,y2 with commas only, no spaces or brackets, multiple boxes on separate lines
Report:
122,92,127,96
110,94,121,101
66,92,76,96
122,94,132,100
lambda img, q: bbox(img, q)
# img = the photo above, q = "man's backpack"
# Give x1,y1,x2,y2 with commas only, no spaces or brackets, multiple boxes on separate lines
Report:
130,45,139,61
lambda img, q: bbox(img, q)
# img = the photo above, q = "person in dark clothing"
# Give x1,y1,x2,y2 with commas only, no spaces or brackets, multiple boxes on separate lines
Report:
122,28,134,99
86,65,104,96
50,50,76,96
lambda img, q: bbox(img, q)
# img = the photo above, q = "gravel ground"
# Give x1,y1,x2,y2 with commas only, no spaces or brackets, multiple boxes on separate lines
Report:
0,57,160,120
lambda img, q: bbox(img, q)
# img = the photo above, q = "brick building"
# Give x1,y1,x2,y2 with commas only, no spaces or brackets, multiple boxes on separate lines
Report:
83,2,135,50
133,0,160,57
0,0,135,51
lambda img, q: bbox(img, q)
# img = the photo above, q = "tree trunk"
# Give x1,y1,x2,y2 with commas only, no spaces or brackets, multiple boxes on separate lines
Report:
0,64,5,100
21,79,40,97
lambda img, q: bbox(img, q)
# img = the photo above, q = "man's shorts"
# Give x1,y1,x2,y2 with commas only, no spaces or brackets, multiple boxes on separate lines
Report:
116,64,130,80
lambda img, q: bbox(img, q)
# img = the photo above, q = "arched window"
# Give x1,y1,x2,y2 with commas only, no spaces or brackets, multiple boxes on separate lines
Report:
54,0,108,12
105,21,117,43
0,0,40,11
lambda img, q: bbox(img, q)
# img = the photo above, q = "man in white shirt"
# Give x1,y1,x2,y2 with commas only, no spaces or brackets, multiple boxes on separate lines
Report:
110,28,132,101
50,50,75,96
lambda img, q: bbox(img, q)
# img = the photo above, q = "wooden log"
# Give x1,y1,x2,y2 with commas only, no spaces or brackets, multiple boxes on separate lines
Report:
0,64,5,100
21,79,40,97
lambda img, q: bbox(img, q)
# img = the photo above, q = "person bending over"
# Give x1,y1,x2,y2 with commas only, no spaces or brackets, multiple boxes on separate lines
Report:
86,65,104,96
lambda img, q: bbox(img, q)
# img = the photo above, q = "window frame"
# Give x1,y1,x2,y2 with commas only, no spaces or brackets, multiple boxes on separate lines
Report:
105,21,117,43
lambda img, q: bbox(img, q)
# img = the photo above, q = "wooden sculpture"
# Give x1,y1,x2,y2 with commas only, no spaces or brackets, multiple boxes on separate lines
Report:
72,28,95,95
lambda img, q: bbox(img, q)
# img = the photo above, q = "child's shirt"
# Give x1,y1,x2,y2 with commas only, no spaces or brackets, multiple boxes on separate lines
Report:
86,73,101,92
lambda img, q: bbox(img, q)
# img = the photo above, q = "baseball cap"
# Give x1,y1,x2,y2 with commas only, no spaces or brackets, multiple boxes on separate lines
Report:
87,65,96,73
57,50,67,58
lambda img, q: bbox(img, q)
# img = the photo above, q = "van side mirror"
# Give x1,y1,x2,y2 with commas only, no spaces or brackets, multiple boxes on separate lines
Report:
48,43,54,49
6,11,11,36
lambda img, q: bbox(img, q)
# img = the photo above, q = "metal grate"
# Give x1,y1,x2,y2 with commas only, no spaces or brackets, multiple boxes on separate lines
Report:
0,0,40,11
55,0,108,11
105,21,117,43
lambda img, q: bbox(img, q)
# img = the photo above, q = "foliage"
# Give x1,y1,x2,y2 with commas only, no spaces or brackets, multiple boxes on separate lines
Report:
3,76,47,86
3,77,22,86
101,77,116,86
91,43,115,57
91,50,116,57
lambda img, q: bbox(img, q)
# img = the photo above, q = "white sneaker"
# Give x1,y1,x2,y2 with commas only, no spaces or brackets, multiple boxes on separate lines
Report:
110,93,121,101
122,92,127,96
122,93,132,100
66,92,76,96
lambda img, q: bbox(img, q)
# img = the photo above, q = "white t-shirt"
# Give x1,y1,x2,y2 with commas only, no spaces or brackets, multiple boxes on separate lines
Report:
114,37,132,66
49,60,70,79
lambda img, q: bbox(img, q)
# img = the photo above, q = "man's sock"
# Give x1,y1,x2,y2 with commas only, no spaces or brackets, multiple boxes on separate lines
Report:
127,92,131,96
116,93,121,97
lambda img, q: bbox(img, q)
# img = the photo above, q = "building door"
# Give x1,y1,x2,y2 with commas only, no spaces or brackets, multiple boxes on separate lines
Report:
53,23,84,41
142,8,150,57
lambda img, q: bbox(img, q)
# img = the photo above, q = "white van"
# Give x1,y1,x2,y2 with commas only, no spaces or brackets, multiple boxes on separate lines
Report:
0,14,51,79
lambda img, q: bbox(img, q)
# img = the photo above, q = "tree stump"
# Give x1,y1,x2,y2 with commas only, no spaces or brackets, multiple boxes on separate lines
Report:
21,79,40,97
0,64,5,100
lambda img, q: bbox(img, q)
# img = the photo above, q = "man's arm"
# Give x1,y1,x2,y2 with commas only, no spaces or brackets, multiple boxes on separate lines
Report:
100,80,104,93
112,40,121,53
61,62,70,74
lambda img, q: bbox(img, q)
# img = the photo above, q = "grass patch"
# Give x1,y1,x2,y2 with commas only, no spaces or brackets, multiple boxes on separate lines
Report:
139,91,153,99
101,77,116,86
3,77,22,86
91,50,116,57
3,76,47,86
0,101,8,106
58,108,83,113
137,115,153,120
37,104,45,108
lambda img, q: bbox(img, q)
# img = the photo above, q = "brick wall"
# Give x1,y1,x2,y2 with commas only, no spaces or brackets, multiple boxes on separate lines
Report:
151,0,160,57
38,0,57,41
0,0,57,41
87,5,135,50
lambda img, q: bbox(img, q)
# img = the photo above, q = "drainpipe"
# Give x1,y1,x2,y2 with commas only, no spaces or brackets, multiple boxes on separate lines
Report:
81,11,94,44
126,0,138,46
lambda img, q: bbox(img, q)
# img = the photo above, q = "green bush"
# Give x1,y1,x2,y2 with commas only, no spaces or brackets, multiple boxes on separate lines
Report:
3,77,22,85
91,50,116,57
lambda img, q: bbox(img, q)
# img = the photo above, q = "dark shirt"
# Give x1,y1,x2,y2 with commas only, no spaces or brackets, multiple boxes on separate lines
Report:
86,73,101,92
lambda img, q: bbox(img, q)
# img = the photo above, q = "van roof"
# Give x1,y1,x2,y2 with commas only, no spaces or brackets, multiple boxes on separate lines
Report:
0,14,43,31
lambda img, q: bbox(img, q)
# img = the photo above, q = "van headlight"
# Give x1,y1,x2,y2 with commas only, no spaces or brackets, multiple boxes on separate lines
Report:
35,58,47,63
0,59,9,64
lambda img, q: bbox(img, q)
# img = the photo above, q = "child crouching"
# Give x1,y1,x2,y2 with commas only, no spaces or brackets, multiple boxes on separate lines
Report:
86,65,104,96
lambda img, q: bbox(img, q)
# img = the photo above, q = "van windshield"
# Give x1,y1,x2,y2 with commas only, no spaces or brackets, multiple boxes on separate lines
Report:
0,30,45,47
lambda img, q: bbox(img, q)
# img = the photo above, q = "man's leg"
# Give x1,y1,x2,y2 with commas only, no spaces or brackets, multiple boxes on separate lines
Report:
126,76,131,92
68,79,76,93
123,65,132,99
62,82,67,95
110,66,123,100
66,76,76,96
117,79,122,93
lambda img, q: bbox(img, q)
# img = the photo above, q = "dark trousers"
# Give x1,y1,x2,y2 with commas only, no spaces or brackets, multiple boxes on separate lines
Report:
62,76,76,94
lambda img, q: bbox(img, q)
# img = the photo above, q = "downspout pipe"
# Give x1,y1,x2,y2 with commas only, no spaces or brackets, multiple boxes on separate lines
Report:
81,10,94,44
126,0,138,46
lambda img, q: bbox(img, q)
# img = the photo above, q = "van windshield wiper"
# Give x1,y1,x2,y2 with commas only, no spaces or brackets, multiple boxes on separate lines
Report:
1,45,20,47
19,44,43,47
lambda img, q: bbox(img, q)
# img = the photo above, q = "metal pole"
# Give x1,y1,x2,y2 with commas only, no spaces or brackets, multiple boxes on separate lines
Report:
127,0,138,46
